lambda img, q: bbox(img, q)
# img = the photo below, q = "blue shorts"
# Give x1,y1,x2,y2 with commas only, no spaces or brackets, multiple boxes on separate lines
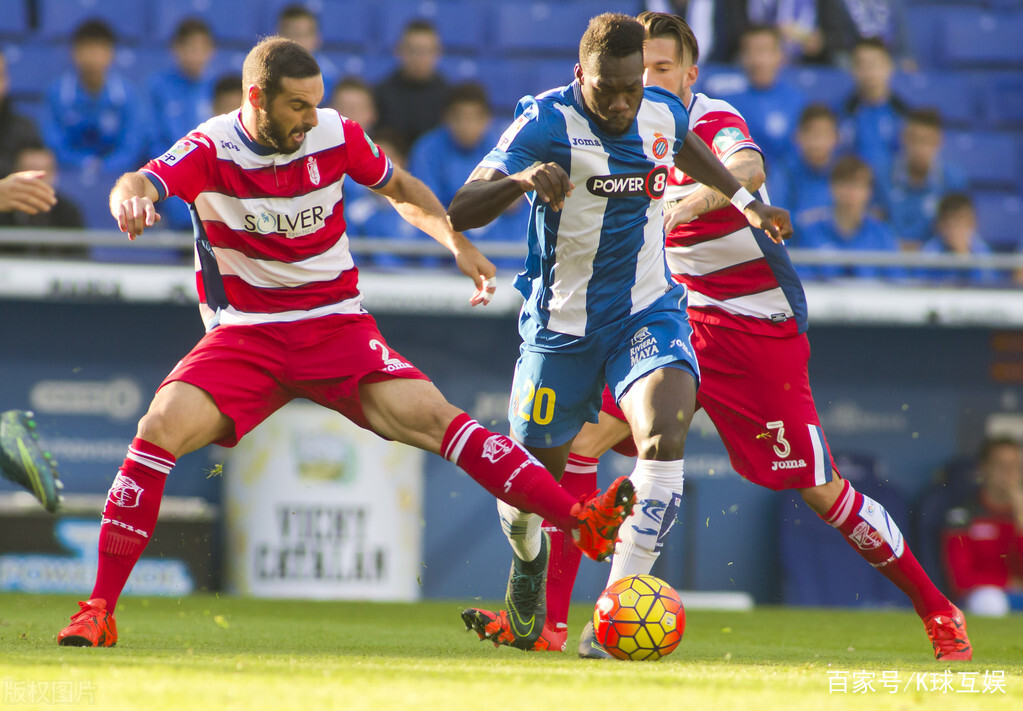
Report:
508,286,700,448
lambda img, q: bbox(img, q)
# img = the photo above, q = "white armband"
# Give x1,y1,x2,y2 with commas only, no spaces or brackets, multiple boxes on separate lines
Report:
729,186,756,211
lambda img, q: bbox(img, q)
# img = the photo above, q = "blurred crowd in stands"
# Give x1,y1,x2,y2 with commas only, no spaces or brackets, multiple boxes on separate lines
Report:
0,0,1021,284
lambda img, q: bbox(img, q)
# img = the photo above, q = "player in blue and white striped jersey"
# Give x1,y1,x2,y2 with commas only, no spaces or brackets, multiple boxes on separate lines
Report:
451,12,792,651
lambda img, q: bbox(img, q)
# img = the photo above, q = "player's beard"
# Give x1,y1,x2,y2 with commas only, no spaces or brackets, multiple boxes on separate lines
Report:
256,111,309,155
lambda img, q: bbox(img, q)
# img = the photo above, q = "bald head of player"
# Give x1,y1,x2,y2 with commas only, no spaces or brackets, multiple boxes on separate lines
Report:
575,13,646,136
241,36,323,154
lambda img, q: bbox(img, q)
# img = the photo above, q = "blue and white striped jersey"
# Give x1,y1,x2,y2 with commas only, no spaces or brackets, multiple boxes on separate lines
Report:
478,81,689,341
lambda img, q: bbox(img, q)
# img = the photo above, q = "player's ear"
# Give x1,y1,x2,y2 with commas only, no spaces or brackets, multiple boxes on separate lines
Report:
574,63,584,83
246,85,265,111
687,64,699,88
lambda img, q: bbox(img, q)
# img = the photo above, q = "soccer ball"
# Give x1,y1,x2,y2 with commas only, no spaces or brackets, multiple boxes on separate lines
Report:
593,574,685,661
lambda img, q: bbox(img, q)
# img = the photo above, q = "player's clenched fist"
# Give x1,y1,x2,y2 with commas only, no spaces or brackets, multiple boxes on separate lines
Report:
114,195,161,240
511,162,574,212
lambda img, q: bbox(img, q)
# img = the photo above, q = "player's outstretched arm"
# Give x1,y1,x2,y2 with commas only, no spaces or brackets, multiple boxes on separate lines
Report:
109,172,161,240
664,149,766,232
674,132,792,243
448,163,574,232
375,166,498,306
0,171,57,215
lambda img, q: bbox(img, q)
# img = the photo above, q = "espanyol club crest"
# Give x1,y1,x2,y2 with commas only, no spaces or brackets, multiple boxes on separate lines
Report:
652,133,670,159
107,473,143,508
482,435,513,463
306,156,320,186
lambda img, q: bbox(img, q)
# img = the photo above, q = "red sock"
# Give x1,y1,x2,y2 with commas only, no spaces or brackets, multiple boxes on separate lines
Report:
91,438,173,612
441,413,578,531
544,453,599,627
821,479,951,618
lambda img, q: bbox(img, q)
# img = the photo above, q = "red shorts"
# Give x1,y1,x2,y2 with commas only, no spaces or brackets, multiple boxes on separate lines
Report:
161,314,429,446
601,322,837,490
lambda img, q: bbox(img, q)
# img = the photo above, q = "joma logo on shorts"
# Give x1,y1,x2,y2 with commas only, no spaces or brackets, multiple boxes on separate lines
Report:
770,459,807,471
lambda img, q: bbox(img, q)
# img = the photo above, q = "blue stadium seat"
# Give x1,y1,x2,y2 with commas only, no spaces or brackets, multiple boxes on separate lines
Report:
944,129,1021,190
319,51,394,84
0,0,29,38
151,0,263,46
985,72,1023,127
784,66,855,111
379,0,492,53
114,46,177,77
973,190,1023,252
314,0,379,49
940,10,1023,68
906,4,951,69
2,42,69,100
59,165,123,230
487,57,544,111
778,453,911,608
493,1,641,54
37,0,148,43
892,71,982,127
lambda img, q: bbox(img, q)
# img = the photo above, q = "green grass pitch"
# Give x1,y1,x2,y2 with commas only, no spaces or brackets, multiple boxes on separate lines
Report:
2,593,1021,710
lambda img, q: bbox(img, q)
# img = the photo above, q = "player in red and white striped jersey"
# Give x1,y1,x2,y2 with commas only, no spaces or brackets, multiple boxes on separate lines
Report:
486,12,969,661
55,37,636,649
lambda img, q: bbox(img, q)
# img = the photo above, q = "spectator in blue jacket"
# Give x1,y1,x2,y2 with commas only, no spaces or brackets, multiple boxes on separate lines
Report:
839,38,907,195
918,193,999,286
43,20,150,175
777,103,841,231
718,25,806,175
148,19,216,156
409,82,527,269
148,18,217,231
883,108,967,250
797,155,904,281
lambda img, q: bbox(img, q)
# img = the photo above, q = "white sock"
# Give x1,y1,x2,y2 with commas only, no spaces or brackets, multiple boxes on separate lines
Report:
607,458,684,585
497,499,542,562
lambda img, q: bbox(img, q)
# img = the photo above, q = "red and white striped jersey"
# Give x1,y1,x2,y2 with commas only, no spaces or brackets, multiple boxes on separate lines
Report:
141,109,393,331
665,93,807,337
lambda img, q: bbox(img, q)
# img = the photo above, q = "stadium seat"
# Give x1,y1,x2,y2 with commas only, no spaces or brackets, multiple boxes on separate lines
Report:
2,42,69,100
778,453,911,608
59,165,124,230
319,51,394,84
943,130,1021,191
0,0,28,39
939,10,1023,68
37,0,148,43
891,71,982,127
493,1,641,54
985,72,1023,127
784,66,855,111
151,0,263,46
905,4,948,69
973,190,1023,252
379,0,492,53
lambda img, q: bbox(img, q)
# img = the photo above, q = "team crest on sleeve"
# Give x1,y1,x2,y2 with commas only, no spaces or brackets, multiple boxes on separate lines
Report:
712,126,746,154
158,138,199,166
306,156,320,185
652,133,670,159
